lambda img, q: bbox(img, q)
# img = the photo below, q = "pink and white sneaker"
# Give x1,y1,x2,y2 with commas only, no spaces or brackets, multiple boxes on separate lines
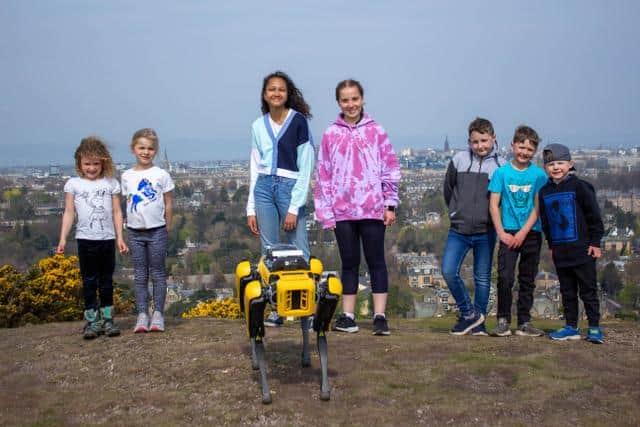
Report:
134,312,149,333
149,311,165,332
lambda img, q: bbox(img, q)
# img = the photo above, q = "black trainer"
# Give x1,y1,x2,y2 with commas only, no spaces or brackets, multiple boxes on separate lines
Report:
333,313,359,333
372,315,390,336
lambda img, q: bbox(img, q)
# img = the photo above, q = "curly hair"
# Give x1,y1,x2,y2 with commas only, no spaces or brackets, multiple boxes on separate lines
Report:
261,71,312,118
74,136,114,178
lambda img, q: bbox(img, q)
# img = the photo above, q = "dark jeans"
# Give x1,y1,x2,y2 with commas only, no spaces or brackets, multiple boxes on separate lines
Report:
334,219,388,295
556,260,600,327
496,230,541,325
77,239,115,310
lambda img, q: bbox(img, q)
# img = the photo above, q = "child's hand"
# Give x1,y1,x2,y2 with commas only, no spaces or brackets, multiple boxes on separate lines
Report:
55,241,65,254
117,239,129,255
588,246,601,258
499,232,515,247
511,231,526,249
247,215,259,235
282,213,297,231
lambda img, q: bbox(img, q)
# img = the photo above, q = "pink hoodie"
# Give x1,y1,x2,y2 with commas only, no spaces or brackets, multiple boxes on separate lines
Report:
314,113,401,229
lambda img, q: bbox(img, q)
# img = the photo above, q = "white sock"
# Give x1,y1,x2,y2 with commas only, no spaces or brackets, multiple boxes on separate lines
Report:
344,312,355,320
374,312,386,319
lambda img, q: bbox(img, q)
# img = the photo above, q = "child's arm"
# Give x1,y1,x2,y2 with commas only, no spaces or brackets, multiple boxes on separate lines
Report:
489,192,515,248
164,191,174,231
578,181,604,259
112,194,128,254
537,193,552,256
443,161,456,206
56,193,75,254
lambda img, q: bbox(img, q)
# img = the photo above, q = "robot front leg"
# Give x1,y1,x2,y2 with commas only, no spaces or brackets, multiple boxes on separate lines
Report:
245,283,272,404
300,316,312,367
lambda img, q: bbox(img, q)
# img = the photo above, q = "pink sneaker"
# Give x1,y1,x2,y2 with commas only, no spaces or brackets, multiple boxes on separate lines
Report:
149,311,165,332
134,312,149,333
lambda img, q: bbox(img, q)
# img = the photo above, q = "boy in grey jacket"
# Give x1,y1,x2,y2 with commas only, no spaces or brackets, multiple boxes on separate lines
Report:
442,117,505,335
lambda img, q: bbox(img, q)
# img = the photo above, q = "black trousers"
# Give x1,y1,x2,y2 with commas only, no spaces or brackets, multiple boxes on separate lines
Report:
334,219,388,295
77,239,115,310
556,260,600,327
496,230,542,325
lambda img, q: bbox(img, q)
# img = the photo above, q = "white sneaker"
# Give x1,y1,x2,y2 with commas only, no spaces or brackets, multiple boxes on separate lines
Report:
150,310,165,332
134,312,149,333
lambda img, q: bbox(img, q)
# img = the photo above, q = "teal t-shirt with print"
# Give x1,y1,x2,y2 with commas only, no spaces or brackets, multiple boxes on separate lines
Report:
488,162,548,232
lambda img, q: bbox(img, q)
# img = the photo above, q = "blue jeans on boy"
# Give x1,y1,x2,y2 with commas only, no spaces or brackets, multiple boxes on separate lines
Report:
441,229,496,317
253,174,310,260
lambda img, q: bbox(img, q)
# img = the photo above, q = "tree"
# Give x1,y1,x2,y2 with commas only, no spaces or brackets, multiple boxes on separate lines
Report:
599,262,623,296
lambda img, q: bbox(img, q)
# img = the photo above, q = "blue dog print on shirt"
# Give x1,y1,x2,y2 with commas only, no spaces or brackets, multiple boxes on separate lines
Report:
130,178,158,213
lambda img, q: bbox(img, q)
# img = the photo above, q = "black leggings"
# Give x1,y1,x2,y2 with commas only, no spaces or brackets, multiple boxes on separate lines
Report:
77,239,115,310
334,219,388,295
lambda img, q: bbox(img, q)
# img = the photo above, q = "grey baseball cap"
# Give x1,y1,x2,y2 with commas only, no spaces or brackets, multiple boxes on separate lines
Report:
543,143,572,164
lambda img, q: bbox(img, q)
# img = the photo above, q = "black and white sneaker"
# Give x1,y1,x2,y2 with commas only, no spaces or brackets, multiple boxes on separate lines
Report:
372,315,390,336
333,313,359,333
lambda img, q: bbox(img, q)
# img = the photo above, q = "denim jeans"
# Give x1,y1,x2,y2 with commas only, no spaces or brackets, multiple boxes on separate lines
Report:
253,174,309,260
441,229,496,317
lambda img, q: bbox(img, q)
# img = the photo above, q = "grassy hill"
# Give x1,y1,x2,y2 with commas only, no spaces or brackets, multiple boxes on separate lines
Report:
1,317,639,426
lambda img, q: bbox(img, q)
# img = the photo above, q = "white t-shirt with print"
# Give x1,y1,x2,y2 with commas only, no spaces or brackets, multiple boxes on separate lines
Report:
63,177,120,240
121,166,175,229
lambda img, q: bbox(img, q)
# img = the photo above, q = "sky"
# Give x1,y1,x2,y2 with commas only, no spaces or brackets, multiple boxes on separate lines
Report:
1,0,639,166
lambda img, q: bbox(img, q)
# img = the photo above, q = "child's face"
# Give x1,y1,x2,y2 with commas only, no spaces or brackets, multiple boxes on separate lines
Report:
511,139,537,168
337,86,364,124
80,156,103,180
545,160,574,183
132,137,157,168
263,77,288,111
468,131,496,157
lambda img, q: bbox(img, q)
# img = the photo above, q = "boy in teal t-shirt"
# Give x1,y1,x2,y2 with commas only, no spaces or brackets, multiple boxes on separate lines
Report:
488,125,548,337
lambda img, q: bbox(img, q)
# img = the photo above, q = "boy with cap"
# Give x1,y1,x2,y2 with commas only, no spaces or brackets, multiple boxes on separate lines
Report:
538,144,605,343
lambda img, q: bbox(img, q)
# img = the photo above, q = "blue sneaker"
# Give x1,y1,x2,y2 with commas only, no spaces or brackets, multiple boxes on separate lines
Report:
450,311,485,336
549,325,581,341
471,323,489,336
264,311,284,327
585,326,604,344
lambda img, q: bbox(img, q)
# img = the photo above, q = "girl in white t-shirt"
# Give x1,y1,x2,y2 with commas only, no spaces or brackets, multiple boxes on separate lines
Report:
121,128,174,333
57,136,128,339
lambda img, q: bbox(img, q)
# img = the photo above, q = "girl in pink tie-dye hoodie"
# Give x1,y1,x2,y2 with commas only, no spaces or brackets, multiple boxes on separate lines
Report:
314,79,400,336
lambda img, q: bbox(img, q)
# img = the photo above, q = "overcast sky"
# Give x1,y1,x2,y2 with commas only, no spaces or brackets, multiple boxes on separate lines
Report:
1,0,639,166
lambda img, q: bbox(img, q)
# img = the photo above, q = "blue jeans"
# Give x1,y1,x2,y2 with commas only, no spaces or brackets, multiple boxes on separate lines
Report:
253,175,309,260
441,229,496,317
128,226,168,314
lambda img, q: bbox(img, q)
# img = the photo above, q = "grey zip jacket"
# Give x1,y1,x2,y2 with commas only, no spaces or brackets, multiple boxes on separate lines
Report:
443,144,505,234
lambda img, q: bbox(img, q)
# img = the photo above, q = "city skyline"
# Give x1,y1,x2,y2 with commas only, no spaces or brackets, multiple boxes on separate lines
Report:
2,1,639,166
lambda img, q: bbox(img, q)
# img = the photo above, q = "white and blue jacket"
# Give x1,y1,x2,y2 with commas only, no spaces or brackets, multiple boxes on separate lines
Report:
246,109,315,216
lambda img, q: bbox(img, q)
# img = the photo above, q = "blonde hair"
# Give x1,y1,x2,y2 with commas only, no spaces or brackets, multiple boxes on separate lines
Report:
74,136,114,178
130,128,159,151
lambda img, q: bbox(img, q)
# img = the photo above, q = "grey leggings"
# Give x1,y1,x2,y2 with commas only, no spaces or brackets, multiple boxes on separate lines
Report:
128,226,168,314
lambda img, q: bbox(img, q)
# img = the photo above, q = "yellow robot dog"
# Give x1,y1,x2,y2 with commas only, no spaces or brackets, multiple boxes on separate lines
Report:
235,244,342,404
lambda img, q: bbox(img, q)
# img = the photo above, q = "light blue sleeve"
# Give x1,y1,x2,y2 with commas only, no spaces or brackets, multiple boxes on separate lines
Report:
488,166,504,193
288,140,315,214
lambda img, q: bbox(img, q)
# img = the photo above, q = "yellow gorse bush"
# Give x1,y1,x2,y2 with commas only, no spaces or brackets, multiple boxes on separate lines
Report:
181,297,241,319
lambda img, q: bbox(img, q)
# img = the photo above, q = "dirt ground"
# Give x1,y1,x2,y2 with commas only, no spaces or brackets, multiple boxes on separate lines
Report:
1,316,639,426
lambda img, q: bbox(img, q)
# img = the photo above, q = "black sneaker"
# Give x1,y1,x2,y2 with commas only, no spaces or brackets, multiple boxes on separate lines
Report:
333,313,359,333
372,315,390,336
450,311,485,336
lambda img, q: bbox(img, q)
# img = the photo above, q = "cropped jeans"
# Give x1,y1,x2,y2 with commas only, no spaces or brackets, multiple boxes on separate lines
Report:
253,174,309,260
441,229,496,318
